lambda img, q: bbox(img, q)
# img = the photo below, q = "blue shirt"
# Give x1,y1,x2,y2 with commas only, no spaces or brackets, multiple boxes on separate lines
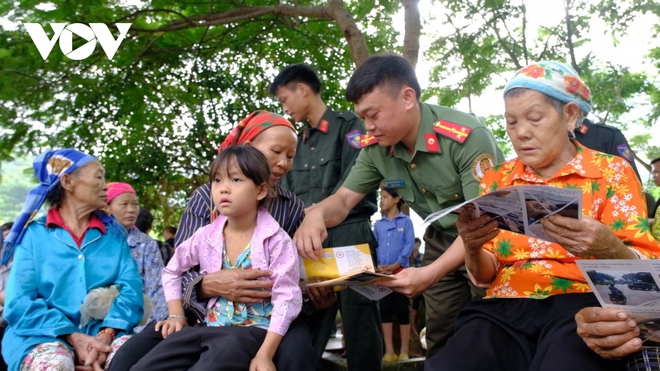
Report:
373,212,415,267
2,213,143,371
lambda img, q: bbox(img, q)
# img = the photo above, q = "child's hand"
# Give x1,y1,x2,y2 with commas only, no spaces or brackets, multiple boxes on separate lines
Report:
249,354,276,371
155,317,187,338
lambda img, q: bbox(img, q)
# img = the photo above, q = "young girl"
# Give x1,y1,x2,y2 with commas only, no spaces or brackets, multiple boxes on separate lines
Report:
133,146,302,371
374,188,415,362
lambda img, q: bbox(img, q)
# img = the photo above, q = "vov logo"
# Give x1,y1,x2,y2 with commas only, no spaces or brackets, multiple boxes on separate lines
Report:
24,23,132,61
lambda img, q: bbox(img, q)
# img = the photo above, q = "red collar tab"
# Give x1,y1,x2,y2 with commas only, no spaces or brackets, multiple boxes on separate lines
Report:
579,125,588,134
318,119,329,133
424,133,440,153
433,120,472,143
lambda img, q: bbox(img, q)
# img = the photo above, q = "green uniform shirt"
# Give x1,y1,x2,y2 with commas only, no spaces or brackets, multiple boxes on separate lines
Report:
343,102,504,236
281,107,378,221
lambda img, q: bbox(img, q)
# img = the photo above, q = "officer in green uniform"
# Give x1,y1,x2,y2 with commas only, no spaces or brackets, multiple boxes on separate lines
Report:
293,53,505,358
270,63,383,371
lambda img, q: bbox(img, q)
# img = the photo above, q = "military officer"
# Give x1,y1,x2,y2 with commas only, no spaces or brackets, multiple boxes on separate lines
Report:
270,63,383,371
293,52,505,357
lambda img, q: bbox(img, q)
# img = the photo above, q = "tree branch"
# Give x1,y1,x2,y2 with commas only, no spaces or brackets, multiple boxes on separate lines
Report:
564,0,580,73
402,0,421,68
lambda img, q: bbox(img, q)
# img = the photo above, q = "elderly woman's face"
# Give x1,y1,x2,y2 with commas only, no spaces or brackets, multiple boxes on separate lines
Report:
67,161,108,210
504,90,577,177
108,192,139,228
249,126,298,185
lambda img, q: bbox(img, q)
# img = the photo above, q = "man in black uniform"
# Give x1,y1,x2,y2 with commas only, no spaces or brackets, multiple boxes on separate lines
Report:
574,118,640,179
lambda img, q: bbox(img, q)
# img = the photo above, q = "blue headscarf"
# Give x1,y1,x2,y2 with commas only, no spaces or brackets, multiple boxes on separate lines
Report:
1,149,97,266
503,60,592,117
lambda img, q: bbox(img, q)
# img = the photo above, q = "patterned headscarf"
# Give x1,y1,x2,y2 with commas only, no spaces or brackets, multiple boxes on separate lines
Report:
1,149,97,266
219,110,296,152
503,61,592,117
107,182,136,204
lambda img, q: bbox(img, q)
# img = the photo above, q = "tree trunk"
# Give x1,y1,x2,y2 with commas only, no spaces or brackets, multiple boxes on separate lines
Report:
402,0,421,68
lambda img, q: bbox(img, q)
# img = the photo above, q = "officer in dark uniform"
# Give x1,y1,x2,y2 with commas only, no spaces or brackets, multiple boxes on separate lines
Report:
271,64,382,371
574,118,640,179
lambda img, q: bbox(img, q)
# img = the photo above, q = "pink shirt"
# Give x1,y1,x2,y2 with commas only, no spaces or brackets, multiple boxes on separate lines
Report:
162,207,302,336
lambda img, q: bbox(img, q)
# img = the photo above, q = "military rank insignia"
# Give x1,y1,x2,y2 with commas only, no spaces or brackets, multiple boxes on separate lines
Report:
318,119,329,133
433,120,472,143
424,133,440,152
359,133,378,148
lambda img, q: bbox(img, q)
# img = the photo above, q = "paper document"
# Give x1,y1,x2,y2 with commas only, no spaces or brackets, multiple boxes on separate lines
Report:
577,259,660,347
424,185,582,243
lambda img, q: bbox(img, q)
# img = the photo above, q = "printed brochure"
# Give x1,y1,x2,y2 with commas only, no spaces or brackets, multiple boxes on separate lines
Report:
298,243,394,300
577,259,660,347
423,185,582,243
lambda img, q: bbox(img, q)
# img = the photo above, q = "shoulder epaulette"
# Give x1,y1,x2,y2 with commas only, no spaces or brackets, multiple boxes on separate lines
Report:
433,120,472,143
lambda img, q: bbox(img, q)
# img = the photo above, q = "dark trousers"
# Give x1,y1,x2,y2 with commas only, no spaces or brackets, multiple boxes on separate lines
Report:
108,317,320,371
422,226,485,357
310,220,383,371
424,293,625,371
379,291,410,324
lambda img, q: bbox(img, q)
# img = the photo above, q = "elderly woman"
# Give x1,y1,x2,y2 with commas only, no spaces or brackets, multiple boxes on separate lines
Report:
419,61,660,370
1,149,143,371
105,182,168,333
108,111,326,371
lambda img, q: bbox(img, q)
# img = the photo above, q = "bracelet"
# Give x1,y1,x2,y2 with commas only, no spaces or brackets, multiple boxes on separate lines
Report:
168,315,187,320
96,328,116,340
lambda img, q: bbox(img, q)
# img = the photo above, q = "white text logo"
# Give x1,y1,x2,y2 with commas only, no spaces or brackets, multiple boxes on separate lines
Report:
24,23,132,60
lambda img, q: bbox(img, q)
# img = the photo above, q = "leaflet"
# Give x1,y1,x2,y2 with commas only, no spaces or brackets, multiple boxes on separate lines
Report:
576,259,660,347
298,244,394,300
423,185,582,243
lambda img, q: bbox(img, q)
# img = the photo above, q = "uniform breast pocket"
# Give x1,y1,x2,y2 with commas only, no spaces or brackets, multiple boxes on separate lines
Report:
289,157,311,191
319,149,342,190
433,183,464,210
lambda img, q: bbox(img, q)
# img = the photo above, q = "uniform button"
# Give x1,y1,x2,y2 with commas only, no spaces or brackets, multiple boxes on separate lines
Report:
312,166,316,170
421,189,427,194
78,254,83,259
304,164,308,168
410,164,416,169
311,147,315,151
320,158,324,162
454,194,460,199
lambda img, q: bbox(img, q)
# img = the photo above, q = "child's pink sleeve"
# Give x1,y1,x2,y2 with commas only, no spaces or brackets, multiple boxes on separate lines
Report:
266,229,302,336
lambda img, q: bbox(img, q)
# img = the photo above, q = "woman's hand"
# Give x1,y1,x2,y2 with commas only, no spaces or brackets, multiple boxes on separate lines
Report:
249,353,276,371
65,332,111,371
155,317,188,338
456,206,499,255
200,269,273,302
540,215,636,259
575,307,642,360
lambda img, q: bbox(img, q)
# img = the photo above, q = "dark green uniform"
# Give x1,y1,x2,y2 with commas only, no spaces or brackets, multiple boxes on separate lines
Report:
280,108,382,371
343,102,505,356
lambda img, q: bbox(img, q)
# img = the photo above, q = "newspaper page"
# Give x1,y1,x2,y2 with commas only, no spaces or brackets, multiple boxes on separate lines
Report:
423,185,582,243
577,259,660,347
298,244,394,300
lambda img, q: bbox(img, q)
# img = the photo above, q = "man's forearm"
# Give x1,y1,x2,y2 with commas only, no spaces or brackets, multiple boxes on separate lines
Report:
308,195,352,229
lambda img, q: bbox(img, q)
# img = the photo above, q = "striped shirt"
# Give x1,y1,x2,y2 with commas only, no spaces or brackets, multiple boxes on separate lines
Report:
175,182,305,321
174,183,304,246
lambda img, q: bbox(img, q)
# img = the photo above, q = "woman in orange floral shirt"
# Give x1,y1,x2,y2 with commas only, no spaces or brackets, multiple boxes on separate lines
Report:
425,61,660,371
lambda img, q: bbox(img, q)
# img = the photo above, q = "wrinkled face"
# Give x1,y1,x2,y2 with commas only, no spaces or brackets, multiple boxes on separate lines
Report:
504,89,576,176
379,189,399,213
66,161,108,210
275,85,309,123
652,162,660,187
211,161,267,218
249,126,297,185
108,192,139,228
354,86,413,148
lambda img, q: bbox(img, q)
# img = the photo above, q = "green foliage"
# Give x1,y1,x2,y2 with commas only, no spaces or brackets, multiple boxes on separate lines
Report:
0,0,400,226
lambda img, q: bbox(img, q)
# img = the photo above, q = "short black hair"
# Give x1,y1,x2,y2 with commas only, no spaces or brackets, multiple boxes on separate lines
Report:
210,146,275,208
269,63,322,95
346,52,421,104
651,157,660,166
1,222,14,232
164,226,177,235
414,237,421,244
135,208,154,234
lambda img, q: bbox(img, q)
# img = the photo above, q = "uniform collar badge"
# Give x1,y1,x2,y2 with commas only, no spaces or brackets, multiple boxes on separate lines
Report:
318,119,329,133
424,133,440,153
